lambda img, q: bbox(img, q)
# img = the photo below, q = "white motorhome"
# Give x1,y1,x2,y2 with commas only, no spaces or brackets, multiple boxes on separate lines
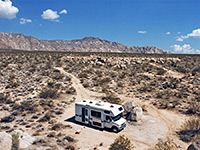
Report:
75,100,126,132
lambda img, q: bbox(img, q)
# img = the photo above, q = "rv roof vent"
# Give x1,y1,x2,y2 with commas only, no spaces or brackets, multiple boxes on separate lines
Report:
89,101,93,104
96,101,104,106
110,105,114,108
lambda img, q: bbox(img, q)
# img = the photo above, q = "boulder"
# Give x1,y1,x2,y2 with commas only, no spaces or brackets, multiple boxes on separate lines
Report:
0,132,12,150
123,101,137,114
129,107,143,121
187,140,200,150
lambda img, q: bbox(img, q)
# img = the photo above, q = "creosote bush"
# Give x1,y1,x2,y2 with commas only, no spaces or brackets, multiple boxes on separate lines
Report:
109,135,134,150
39,88,60,99
102,92,122,104
153,138,176,150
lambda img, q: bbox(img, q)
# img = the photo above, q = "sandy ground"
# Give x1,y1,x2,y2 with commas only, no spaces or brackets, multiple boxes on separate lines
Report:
56,67,189,150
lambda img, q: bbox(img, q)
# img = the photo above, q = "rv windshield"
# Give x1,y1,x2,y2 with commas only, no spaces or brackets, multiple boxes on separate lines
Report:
111,113,122,122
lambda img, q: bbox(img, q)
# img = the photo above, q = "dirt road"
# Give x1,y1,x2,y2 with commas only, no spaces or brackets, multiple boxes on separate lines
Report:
56,67,188,150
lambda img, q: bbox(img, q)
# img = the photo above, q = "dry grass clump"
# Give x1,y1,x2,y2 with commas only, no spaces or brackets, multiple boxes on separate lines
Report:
178,117,200,142
153,138,176,150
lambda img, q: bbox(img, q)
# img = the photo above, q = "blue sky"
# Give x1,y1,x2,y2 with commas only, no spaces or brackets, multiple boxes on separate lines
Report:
0,0,200,54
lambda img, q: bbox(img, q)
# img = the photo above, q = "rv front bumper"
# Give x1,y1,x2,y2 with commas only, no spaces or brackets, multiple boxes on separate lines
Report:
120,122,126,130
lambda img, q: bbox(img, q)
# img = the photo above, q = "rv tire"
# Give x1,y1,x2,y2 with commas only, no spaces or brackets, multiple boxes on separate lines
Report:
112,127,118,133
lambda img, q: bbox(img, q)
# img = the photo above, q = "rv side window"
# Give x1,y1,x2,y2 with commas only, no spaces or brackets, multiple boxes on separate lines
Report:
91,110,101,118
104,110,110,114
106,116,111,122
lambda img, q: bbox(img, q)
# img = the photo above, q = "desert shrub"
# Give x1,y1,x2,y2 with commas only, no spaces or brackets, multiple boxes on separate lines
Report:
52,72,64,80
13,100,38,113
63,136,75,142
78,72,88,78
156,67,167,75
6,81,19,89
82,82,90,88
39,88,59,99
11,133,19,150
178,117,200,142
117,81,124,87
0,93,9,103
109,135,134,150
102,92,122,104
38,111,53,122
187,100,200,114
65,145,75,150
66,87,76,94
51,123,62,131
154,138,176,150
9,74,16,80
192,67,200,76
39,99,53,108
98,77,111,85
41,70,50,76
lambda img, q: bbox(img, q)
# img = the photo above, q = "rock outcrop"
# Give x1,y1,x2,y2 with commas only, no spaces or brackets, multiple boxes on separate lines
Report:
123,101,143,121
0,32,169,54
0,130,35,150
0,132,12,150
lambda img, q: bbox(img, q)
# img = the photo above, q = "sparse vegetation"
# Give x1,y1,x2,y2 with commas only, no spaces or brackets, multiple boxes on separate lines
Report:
109,135,134,150
0,51,199,149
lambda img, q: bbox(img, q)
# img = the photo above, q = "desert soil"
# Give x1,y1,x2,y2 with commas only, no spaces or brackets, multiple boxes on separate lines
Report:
56,67,189,150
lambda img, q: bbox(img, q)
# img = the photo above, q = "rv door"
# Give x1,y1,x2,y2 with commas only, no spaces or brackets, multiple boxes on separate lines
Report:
82,107,89,124
104,115,112,128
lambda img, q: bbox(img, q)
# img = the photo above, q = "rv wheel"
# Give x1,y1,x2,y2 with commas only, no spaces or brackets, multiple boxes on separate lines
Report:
112,127,118,133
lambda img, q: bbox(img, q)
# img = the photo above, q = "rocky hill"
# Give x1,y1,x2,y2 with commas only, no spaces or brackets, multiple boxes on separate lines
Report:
0,32,169,54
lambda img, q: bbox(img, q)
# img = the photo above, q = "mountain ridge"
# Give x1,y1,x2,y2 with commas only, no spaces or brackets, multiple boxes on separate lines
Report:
0,32,169,54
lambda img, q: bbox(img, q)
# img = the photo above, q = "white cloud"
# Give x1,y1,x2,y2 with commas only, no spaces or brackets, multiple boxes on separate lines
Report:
178,32,181,34
0,0,19,19
170,44,200,54
176,38,184,42
166,32,170,35
196,49,200,54
176,28,200,42
138,31,147,34
41,9,60,21
20,18,32,24
59,9,67,14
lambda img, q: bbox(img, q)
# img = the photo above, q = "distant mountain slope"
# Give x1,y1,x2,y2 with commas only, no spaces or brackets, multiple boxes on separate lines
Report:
0,32,169,54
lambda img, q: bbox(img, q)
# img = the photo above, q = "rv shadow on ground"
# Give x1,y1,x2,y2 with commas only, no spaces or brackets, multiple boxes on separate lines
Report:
64,116,119,133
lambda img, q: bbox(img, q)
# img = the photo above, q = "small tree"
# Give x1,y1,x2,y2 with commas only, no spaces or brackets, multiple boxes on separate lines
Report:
109,135,134,150
11,133,20,150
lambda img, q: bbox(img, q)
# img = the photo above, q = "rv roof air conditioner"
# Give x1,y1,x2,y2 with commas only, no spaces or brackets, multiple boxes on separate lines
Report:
95,101,104,106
